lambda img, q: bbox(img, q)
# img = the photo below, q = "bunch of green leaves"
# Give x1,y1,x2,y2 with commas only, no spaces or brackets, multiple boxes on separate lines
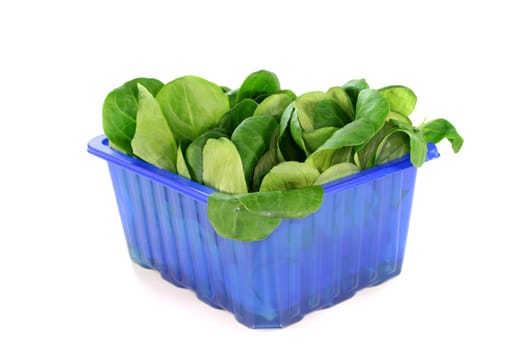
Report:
102,70,463,241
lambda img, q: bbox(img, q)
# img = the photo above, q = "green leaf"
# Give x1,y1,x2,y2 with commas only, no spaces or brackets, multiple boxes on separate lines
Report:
102,78,163,154
131,84,177,172
302,127,338,153
375,130,410,165
253,93,294,118
176,143,192,179
259,161,320,192
386,111,412,125
185,129,228,183
156,75,230,141
208,192,281,241
313,99,349,129
231,115,278,187
354,122,397,169
314,162,360,185
341,78,369,108
238,186,323,218
355,89,390,128
290,108,308,154
252,128,280,191
326,86,354,120
295,91,325,132
420,118,464,153
277,103,306,162
207,186,324,241
202,137,248,194
381,123,427,167
379,85,417,117
236,70,281,103
219,99,258,135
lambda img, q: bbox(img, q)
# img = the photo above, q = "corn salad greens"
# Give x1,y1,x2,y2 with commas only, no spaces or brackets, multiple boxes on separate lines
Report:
102,70,463,241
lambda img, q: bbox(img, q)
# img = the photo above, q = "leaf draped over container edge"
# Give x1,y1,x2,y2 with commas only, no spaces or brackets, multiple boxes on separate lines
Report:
156,75,230,141
208,186,323,241
131,84,177,172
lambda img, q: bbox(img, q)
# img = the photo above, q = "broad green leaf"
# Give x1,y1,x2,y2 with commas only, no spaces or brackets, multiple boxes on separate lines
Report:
131,84,177,172
326,86,354,120
342,78,369,108
219,99,258,135
420,118,464,153
208,192,281,241
102,78,163,154
231,115,278,187
238,186,323,218
185,129,228,183
259,161,320,192
386,111,412,125
202,138,248,194
379,85,417,117
156,75,230,141
278,89,297,101
236,70,280,103
314,162,360,185
253,93,293,118
375,130,410,165
354,121,397,169
315,118,377,152
252,129,280,191
295,91,325,132
176,143,191,179
302,127,338,153
207,187,324,241
379,123,427,167
355,89,390,128
313,100,349,129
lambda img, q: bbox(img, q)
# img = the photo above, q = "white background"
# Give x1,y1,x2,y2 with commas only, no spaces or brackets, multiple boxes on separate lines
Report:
1,1,524,349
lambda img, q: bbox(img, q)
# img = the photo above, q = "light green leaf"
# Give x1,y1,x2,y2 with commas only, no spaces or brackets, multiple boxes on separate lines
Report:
302,127,338,153
379,85,417,117
185,129,228,182
176,143,191,179
131,84,177,172
253,93,294,118
326,86,354,120
202,138,248,194
156,75,229,141
259,161,320,192
314,162,360,185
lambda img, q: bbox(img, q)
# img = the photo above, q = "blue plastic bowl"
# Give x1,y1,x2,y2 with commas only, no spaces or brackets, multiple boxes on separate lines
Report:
88,135,439,328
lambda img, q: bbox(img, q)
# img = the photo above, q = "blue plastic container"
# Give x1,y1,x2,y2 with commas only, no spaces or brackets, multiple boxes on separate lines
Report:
88,135,439,328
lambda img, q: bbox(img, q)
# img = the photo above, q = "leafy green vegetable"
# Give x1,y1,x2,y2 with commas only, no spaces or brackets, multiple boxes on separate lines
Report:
202,137,248,194
101,69,464,242
131,84,177,172
102,77,163,154
156,75,229,141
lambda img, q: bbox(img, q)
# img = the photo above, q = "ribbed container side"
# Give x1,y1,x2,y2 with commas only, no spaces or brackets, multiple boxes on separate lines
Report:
90,135,434,329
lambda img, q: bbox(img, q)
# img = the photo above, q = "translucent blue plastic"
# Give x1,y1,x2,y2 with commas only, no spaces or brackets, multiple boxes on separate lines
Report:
88,135,439,328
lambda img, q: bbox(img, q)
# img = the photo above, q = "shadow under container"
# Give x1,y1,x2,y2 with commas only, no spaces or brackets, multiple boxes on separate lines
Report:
88,135,439,328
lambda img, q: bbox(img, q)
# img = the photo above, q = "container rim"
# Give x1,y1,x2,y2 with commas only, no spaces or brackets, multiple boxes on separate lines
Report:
87,135,439,203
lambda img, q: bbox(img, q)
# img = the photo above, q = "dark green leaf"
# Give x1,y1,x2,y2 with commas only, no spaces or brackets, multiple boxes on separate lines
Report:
277,103,306,162
236,70,280,103
302,127,338,153
420,118,464,153
341,79,369,108
252,128,280,191
313,99,349,129
231,115,278,187
219,98,258,135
